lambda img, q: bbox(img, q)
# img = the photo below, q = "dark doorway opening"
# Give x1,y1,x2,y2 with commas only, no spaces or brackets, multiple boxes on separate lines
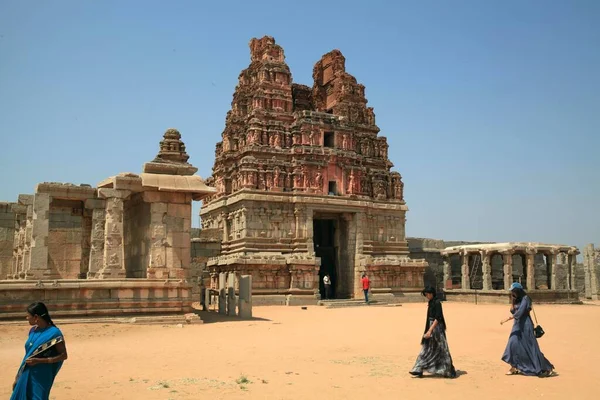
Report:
328,181,337,195
314,219,337,299
324,132,335,148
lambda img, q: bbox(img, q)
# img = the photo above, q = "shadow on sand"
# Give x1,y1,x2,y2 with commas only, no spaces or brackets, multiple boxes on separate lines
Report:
415,370,468,379
197,310,272,324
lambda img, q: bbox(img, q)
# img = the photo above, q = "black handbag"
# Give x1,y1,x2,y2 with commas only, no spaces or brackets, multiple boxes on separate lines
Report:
531,307,545,338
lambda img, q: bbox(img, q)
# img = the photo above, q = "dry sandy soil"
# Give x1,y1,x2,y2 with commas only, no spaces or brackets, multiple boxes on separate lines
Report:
1,302,598,400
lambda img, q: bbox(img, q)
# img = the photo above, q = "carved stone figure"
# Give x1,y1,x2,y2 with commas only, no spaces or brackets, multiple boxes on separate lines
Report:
348,171,356,194
258,172,266,190
315,170,323,189
342,133,349,150
273,168,281,188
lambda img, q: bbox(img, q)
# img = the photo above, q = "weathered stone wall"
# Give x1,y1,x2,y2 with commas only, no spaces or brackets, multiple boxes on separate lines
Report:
47,199,85,279
124,193,151,278
0,203,16,279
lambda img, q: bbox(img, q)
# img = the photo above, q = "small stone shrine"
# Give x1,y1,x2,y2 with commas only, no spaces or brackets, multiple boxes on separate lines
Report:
0,129,215,318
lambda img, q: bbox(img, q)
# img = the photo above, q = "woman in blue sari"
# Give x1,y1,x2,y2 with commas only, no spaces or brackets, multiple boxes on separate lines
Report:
10,302,68,400
500,283,554,377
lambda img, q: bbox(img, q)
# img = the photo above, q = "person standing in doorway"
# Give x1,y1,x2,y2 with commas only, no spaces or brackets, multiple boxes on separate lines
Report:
323,274,332,300
361,273,370,303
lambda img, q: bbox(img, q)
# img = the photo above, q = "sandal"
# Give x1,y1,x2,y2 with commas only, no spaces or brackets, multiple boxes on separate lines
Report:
506,368,520,375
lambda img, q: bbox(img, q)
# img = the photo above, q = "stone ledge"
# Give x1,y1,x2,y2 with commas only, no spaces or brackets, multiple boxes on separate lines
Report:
445,289,581,304
0,313,202,325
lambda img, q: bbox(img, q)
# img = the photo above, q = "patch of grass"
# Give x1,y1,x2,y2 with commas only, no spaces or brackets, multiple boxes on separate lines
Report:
159,381,170,389
236,375,250,385
261,379,269,384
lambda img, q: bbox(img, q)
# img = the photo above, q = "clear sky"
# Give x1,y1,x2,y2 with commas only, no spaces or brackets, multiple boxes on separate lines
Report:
1,1,599,257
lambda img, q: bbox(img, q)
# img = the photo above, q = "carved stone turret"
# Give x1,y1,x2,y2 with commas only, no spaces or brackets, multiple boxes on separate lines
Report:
143,128,198,176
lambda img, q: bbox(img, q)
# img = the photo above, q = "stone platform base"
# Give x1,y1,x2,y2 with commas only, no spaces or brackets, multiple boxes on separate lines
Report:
252,294,319,306
0,313,202,325
444,289,581,304
370,289,425,304
0,279,194,320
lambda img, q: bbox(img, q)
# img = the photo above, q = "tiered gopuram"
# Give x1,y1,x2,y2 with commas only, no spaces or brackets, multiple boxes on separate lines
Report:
200,36,427,304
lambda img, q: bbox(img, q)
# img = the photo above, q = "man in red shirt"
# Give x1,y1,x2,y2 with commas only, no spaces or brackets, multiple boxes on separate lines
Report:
361,273,370,304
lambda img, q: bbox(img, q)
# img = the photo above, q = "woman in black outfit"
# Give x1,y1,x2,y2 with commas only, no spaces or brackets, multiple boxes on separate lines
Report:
409,286,457,378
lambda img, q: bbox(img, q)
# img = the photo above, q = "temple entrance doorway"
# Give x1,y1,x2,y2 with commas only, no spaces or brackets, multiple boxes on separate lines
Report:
313,213,354,299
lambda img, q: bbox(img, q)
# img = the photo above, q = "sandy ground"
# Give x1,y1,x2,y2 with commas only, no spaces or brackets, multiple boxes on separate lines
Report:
1,302,598,400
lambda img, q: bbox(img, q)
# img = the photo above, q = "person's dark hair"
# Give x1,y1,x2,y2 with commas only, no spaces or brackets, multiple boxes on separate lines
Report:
27,302,54,326
421,286,437,298
511,288,526,303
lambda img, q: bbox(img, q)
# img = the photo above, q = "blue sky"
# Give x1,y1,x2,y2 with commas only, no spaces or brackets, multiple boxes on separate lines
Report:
1,1,599,256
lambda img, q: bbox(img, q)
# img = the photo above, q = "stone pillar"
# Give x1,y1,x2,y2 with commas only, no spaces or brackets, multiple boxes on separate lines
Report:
583,245,593,297
548,249,558,290
238,275,253,319
481,250,492,290
592,248,600,300
461,251,470,289
17,196,34,279
27,193,50,279
87,201,106,278
97,190,129,278
569,248,581,292
442,256,451,289
526,247,537,290
227,272,237,316
502,250,514,290
218,272,227,315
147,201,168,279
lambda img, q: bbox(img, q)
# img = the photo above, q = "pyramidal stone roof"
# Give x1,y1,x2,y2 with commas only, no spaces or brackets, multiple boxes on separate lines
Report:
143,128,198,176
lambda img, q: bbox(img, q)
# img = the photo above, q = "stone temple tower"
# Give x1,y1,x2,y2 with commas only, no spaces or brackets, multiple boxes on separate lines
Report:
200,36,427,304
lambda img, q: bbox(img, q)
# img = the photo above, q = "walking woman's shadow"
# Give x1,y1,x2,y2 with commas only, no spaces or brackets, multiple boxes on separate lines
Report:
417,370,468,379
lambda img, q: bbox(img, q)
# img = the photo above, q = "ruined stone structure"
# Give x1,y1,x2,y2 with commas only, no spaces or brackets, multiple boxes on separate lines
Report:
583,244,600,300
409,237,587,296
0,129,215,318
440,243,581,303
200,36,427,304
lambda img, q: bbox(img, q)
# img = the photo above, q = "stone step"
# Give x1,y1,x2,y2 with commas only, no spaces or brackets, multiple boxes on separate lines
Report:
318,299,397,309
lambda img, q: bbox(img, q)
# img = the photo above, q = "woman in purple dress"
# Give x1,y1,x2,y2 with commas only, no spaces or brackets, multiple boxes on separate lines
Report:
501,283,554,377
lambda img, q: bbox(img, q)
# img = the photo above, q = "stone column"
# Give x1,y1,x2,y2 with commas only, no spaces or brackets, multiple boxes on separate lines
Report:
591,248,600,300
481,250,492,290
502,250,514,290
526,247,537,290
147,201,168,279
218,272,227,314
221,212,229,243
19,196,34,279
461,250,470,289
97,189,129,278
27,193,50,279
86,200,106,278
226,272,237,316
442,256,451,289
583,245,593,297
238,275,253,319
548,249,558,290
581,247,596,297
